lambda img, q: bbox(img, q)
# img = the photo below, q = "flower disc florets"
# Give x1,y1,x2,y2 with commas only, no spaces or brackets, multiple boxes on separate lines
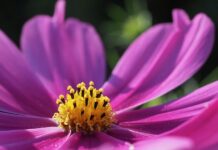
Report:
53,81,113,133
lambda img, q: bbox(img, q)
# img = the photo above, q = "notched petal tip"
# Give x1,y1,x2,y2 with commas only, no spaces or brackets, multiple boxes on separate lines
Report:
193,13,215,32
53,0,66,23
172,9,190,29
192,13,215,48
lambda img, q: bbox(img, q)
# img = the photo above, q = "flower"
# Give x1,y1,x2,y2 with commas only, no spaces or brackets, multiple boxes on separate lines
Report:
0,0,217,149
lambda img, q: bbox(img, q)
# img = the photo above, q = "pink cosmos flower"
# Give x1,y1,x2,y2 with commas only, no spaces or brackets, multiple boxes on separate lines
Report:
0,0,217,149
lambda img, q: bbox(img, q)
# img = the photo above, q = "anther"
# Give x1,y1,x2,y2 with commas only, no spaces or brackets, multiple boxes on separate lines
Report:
77,88,81,93
81,88,85,97
81,82,85,87
67,85,73,91
90,88,93,97
81,110,84,115
90,115,94,120
77,83,82,93
103,100,108,107
94,101,98,109
96,90,102,98
85,97,89,106
73,102,77,108
98,88,104,93
59,95,65,103
56,99,62,104
101,113,106,118
70,89,74,99
89,81,94,86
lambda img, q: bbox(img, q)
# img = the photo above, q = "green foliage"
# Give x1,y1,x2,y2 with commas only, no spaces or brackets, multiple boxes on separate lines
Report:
100,0,152,69
201,67,218,86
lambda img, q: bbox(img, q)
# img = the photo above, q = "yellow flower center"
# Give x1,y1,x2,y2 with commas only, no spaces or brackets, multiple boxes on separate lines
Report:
53,81,113,133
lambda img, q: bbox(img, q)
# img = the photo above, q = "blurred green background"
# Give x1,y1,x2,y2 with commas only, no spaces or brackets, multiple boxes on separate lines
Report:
0,0,217,106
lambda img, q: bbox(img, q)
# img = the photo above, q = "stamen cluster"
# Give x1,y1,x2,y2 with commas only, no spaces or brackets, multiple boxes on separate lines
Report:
53,81,113,133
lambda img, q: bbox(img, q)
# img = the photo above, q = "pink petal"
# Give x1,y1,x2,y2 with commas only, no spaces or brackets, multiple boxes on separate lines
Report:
0,31,56,117
21,0,105,94
53,0,66,24
134,136,193,150
168,96,218,149
116,81,218,134
0,85,26,113
60,132,130,150
103,9,214,113
0,112,56,130
106,125,152,142
0,127,68,150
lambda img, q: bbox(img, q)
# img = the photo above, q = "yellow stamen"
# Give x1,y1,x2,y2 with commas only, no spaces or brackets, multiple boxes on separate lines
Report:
53,81,114,133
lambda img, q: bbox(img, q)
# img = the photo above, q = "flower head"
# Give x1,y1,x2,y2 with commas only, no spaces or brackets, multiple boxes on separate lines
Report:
0,0,218,149
53,81,113,133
